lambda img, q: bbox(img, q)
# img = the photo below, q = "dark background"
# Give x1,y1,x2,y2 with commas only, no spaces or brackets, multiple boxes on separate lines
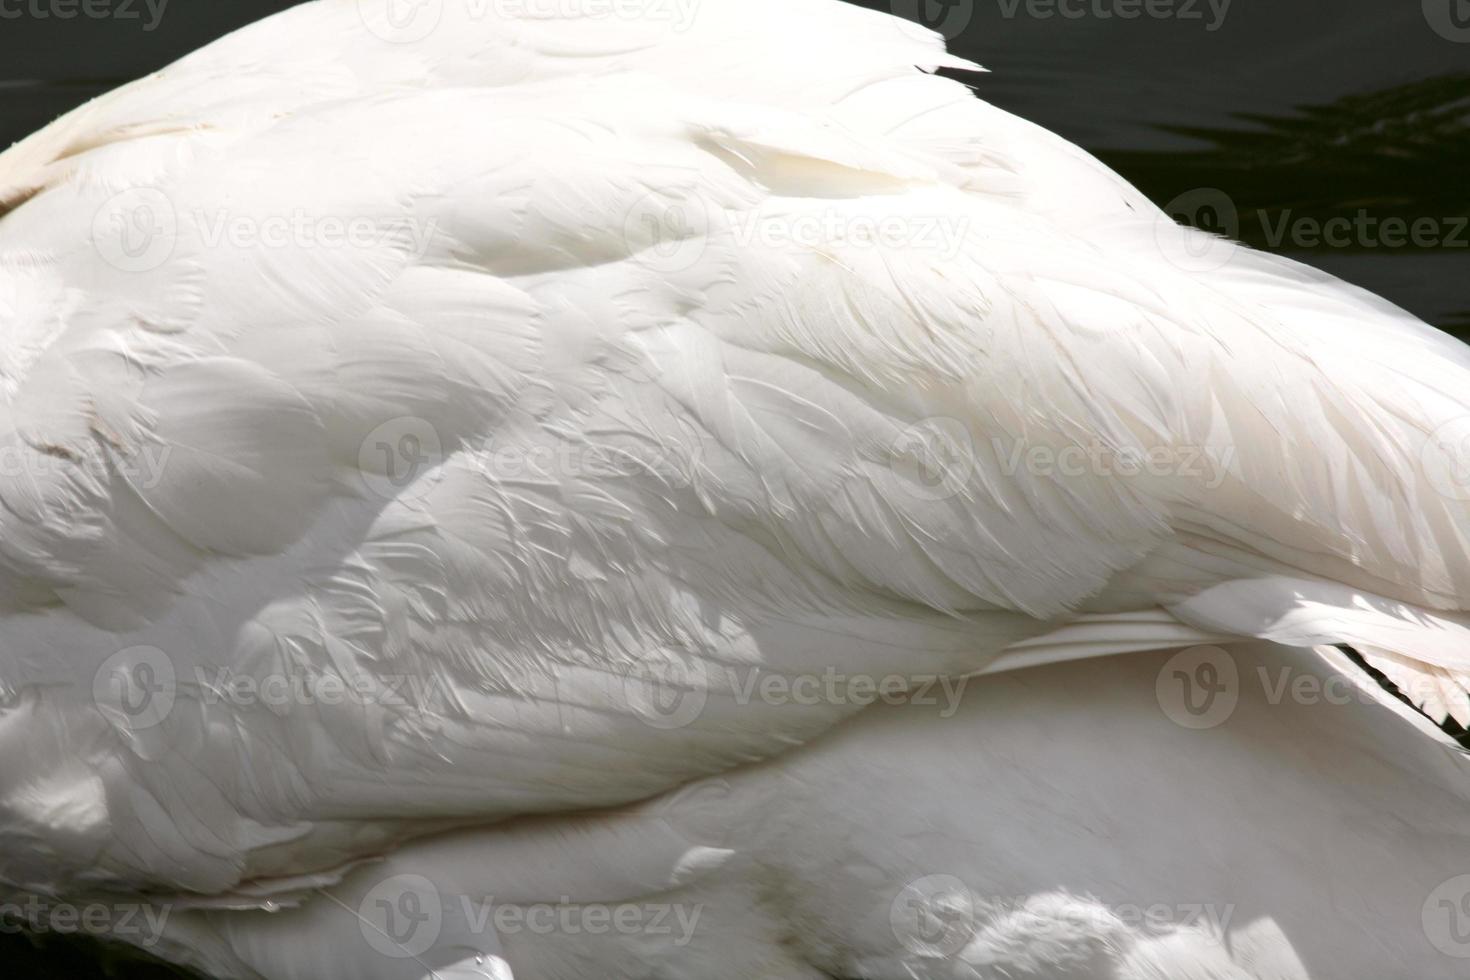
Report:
0,0,1466,975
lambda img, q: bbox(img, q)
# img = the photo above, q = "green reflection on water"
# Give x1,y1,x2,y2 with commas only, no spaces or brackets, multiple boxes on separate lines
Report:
1100,73,1470,237
1098,73,1470,336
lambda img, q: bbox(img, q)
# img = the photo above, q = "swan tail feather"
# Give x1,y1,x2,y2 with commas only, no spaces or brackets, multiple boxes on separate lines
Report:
1166,575,1470,737
1344,644,1470,733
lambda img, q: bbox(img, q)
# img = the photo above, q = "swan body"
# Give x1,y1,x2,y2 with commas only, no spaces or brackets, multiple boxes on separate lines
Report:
25,642,1470,980
1,1,1468,977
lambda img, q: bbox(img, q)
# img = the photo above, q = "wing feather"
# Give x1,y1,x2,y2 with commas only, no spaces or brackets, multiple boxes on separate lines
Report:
3,0,1469,901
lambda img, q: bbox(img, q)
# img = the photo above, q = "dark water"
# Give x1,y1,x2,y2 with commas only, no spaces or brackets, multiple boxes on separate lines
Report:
0,0,1466,976
911,0,1470,333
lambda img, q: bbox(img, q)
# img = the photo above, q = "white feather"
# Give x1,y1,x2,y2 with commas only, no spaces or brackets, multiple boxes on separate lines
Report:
1,1,1467,977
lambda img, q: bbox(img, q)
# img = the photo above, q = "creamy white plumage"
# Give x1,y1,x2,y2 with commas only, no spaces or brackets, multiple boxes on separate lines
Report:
1,1,1468,977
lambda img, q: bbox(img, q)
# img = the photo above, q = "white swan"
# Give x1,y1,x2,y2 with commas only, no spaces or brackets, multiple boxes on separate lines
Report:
0,1,1467,977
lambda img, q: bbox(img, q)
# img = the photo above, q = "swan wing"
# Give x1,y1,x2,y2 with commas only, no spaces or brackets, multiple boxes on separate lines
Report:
2,0,1469,902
